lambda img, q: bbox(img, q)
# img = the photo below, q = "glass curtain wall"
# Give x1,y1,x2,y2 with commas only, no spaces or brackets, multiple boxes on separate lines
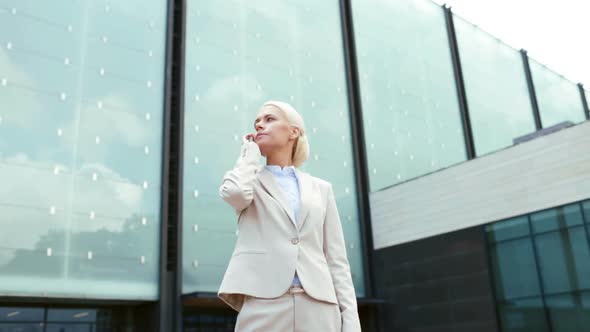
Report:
528,58,587,128
453,15,536,156
0,306,136,331
182,0,366,297
486,200,590,332
0,0,167,299
352,0,467,191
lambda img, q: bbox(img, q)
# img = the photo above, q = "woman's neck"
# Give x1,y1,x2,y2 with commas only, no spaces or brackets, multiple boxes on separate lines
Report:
266,155,293,168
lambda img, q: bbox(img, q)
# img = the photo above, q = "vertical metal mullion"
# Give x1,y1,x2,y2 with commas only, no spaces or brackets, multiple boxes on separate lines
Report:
520,50,543,130
157,0,173,328
527,215,554,331
158,0,184,330
579,202,590,268
339,0,376,302
443,6,476,160
42,307,48,332
578,83,590,120
174,0,187,330
481,228,504,331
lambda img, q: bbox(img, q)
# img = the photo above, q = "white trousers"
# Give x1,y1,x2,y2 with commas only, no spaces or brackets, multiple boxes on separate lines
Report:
235,285,342,332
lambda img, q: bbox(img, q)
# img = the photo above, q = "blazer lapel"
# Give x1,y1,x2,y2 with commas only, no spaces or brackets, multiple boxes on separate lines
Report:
257,167,296,226
294,168,311,231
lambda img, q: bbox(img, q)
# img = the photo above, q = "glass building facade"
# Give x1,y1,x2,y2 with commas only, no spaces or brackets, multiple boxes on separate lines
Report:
0,0,588,331
352,0,467,191
528,59,587,128
486,200,590,332
0,0,166,301
453,15,537,157
181,0,365,297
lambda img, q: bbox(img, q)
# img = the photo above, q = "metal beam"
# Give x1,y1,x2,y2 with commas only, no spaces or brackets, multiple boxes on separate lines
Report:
339,0,376,301
527,215,555,330
443,6,476,159
578,83,590,120
158,0,185,330
520,49,543,130
173,0,187,330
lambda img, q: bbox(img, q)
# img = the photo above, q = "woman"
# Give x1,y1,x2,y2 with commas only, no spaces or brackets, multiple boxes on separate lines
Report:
217,100,361,332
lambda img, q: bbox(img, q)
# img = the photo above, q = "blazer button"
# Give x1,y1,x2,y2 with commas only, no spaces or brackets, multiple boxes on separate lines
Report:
291,238,299,245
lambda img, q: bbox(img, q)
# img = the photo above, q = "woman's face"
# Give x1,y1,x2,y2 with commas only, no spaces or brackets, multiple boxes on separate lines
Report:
253,107,297,156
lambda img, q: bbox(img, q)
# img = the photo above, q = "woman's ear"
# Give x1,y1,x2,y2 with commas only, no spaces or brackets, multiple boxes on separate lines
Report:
289,127,300,140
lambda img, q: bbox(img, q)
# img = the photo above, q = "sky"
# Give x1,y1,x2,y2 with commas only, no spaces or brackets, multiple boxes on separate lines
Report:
432,0,590,88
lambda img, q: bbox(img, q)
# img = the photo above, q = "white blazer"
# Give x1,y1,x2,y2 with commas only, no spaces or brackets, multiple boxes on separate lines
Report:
217,139,362,332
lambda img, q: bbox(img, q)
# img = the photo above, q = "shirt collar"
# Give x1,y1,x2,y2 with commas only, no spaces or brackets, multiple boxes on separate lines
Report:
265,164,296,176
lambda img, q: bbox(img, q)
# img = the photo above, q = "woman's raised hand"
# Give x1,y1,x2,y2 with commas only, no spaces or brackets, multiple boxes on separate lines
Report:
242,133,256,143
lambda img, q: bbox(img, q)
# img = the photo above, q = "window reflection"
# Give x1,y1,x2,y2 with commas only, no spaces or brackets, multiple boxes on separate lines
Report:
486,201,590,332
182,0,366,296
0,307,134,332
454,15,536,156
352,0,466,190
529,58,587,128
0,0,166,299
0,307,44,321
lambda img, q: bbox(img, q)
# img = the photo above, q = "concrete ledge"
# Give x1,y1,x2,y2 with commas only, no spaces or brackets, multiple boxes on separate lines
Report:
371,120,590,250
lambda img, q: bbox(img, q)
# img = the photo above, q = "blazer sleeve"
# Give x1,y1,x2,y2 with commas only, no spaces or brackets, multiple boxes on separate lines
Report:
323,183,362,332
218,138,261,214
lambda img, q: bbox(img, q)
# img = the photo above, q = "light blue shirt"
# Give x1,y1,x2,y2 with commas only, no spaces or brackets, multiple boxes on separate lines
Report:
265,164,301,286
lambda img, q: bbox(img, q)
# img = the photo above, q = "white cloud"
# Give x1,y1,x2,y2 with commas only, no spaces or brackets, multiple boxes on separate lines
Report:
0,153,144,266
63,93,149,149
0,48,47,129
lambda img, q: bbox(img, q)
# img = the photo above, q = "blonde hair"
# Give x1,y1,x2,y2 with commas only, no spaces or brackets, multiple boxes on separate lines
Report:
261,100,309,168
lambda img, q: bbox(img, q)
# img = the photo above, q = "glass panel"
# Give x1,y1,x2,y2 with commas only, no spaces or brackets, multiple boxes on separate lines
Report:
47,309,96,323
45,324,92,332
531,204,584,234
583,200,590,223
545,291,590,332
486,216,530,243
489,239,541,300
182,0,365,296
0,324,43,332
352,0,466,190
0,0,167,299
498,297,549,332
0,307,44,322
529,58,586,128
453,15,536,156
534,227,590,294
183,308,238,331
